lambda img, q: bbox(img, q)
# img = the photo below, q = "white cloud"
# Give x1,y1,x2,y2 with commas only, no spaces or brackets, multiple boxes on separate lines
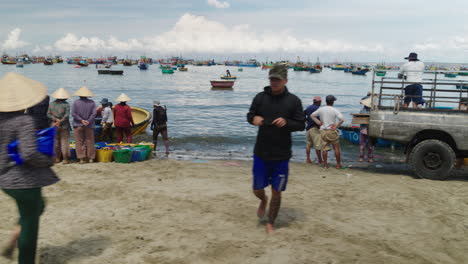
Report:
13,13,386,57
207,0,230,9
2,28,28,50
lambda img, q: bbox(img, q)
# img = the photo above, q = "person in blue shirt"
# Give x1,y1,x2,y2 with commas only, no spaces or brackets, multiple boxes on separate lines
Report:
304,96,322,164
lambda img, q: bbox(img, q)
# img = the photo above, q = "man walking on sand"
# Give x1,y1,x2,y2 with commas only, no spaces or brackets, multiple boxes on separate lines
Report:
247,63,305,234
311,95,344,169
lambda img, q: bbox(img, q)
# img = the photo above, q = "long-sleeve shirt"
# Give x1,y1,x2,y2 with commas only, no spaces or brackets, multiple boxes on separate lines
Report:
247,86,305,160
47,100,71,130
72,98,97,128
0,112,59,189
113,104,134,128
101,106,114,124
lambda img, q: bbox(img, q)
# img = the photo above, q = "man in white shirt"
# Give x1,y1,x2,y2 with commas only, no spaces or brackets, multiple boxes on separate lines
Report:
311,95,344,169
399,52,425,108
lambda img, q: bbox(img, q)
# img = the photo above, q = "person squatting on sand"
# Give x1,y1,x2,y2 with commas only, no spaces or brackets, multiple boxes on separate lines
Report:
0,72,60,264
113,93,134,144
47,88,72,164
247,63,305,234
151,100,170,156
71,86,97,164
304,96,323,164
311,95,344,169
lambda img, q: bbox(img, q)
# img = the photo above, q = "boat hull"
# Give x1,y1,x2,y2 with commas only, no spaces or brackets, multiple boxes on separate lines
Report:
98,70,124,75
210,80,234,88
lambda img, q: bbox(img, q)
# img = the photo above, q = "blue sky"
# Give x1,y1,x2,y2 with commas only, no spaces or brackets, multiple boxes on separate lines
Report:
2,0,468,62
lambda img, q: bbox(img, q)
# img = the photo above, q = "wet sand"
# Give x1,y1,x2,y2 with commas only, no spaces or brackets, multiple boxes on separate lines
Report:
0,159,467,264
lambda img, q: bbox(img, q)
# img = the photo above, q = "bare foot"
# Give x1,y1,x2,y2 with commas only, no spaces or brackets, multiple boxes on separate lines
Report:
266,223,275,234
79,159,85,164
62,160,69,164
323,164,329,169
368,159,374,163
257,196,268,218
54,158,61,163
336,164,343,169
165,151,170,157
358,158,363,162
1,246,14,260
306,159,312,164
89,159,94,163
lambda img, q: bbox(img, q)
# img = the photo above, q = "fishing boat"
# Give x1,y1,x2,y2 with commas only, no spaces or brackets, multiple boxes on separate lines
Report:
97,70,124,75
138,63,148,70
352,70,367,75
445,72,457,78
375,71,386,77
95,107,151,138
238,68,243,72
340,125,402,148
162,69,174,74
309,68,320,73
123,60,133,66
331,64,346,70
210,80,235,89
179,67,188,72
16,61,24,68
220,75,237,80
455,84,468,89
43,59,53,65
77,61,89,67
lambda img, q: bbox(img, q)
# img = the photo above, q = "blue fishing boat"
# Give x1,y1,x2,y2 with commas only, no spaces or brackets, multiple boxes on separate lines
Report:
309,68,320,73
340,125,402,148
138,63,148,70
352,70,367,75
456,84,468,89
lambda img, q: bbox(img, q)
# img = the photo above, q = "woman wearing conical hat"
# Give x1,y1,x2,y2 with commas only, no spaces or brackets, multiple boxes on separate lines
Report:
71,86,97,164
47,88,72,164
113,93,134,143
0,72,59,262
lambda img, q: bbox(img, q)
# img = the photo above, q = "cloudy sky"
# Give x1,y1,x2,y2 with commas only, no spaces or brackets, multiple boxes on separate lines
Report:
2,0,468,62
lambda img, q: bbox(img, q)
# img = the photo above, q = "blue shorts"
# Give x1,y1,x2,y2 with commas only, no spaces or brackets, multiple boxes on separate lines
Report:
404,84,423,104
253,155,289,192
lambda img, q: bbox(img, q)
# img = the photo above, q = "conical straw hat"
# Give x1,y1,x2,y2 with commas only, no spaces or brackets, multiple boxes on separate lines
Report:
51,88,71,99
115,93,132,102
0,72,48,112
73,86,94,97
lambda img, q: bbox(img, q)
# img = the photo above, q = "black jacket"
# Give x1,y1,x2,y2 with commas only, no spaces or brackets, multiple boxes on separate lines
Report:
247,86,305,160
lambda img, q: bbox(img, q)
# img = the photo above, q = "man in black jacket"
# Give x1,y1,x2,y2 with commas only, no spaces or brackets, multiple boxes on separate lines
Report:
247,63,305,234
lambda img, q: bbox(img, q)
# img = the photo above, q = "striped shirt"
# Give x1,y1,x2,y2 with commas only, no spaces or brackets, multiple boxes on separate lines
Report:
0,112,59,189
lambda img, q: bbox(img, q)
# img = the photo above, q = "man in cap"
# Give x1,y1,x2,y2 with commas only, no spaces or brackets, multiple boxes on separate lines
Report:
311,95,344,169
151,100,170,156
304,96,323,164
47,88,72,164
399,52,425,108
247,63,305,234
72,86,97,164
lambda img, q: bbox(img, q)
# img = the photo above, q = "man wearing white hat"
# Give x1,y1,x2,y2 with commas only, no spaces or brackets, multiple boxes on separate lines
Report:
47,88,72,164
71,86,97,164
113,93,134,143
0,72,59,263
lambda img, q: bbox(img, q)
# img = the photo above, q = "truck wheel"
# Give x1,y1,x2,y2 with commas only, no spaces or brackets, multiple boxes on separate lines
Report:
408,140,456,180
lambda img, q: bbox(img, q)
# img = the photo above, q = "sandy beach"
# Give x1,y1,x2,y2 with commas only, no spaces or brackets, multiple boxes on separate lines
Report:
0,159,467,264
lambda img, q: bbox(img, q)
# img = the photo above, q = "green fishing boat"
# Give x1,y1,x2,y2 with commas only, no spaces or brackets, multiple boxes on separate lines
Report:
162,69,174,74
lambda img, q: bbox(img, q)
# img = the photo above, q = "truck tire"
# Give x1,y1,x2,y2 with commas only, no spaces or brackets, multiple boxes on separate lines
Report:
408,139,456,180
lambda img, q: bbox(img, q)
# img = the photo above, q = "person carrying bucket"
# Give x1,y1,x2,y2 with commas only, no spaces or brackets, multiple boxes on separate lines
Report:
0,72,60,263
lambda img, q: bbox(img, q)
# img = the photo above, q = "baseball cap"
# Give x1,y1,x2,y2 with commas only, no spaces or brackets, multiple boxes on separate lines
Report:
326,95,337,102
268,63,288,80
